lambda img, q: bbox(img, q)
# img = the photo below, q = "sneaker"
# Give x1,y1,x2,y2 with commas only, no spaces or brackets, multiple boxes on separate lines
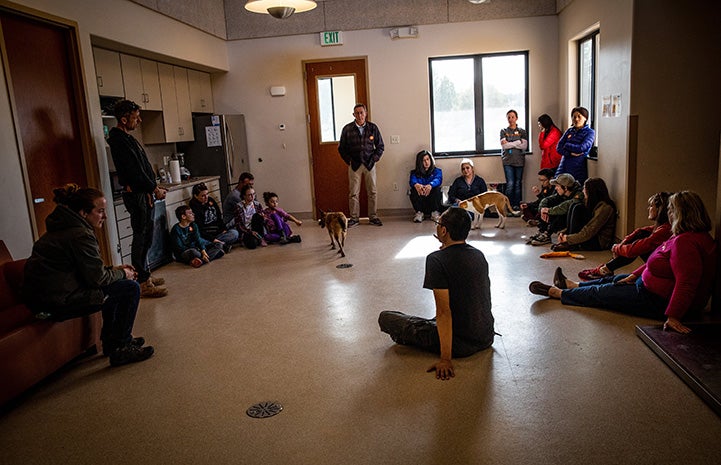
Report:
553,267,568,289
578,264,612,281
530,233,551,246
149,276,165,286
109,344,154,367
190,257,203,268
526,219,539,227
222,243,233,254
103,337,145,357
288,235,302,243
369,217,383,226
413,211,424,223
347,218,360,228
529,281,551,297
140,280,168,298
430,211,441,222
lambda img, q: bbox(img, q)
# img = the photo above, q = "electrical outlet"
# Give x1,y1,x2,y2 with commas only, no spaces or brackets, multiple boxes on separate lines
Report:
391,135,400,144
393,182,399,191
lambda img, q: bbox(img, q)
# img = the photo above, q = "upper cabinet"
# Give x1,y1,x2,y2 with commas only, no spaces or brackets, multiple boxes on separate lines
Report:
146,63,193,144
120,54,162,111
187,69,214,113
93,48,124,97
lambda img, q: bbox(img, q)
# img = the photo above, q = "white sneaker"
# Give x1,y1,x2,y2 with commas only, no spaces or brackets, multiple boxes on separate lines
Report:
430,211,440,222
413,211,424,223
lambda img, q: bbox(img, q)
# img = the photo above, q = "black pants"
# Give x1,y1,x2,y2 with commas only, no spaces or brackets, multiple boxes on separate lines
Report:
606,229,652,271
123,192,154,283
241,213,267,249
378,310,491,358
410,187,442,215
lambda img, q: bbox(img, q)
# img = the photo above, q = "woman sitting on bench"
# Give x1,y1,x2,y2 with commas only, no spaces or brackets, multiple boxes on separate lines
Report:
23,184,154,366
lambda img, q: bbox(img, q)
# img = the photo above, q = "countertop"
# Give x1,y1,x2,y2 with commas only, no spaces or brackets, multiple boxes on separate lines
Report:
158,175,220,192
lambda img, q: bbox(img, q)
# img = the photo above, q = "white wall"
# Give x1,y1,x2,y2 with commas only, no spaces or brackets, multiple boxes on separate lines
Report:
213,16,559,215
557,0,633,233
0,0,227,258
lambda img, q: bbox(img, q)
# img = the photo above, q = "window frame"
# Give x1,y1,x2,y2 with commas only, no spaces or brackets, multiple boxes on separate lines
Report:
428,50,529,157
577,30,599,159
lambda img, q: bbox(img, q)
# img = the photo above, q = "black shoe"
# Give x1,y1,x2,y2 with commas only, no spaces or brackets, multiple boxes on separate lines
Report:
223,243,232,253
347,218,360,228
529,281,551,297
109,344,154,367
102,337,145,356
369,217,383,226
288,235,301,243
553,267,568,289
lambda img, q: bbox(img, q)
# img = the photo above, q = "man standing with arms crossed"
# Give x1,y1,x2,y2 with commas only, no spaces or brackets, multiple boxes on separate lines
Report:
108,100,167,298
338,103,385,227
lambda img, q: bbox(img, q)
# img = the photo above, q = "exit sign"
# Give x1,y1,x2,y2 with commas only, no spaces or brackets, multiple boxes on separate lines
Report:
320,31,343,46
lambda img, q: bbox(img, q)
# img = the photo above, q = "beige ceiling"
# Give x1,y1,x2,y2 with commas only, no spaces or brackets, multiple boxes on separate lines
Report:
130,0,564,41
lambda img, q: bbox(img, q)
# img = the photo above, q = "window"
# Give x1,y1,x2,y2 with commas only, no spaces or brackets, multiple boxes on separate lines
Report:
317,75,356,142
578,31,598,157
429,51,528,156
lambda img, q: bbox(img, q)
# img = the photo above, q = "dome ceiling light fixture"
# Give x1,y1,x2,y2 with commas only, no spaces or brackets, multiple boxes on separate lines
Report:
245,0,318,19
468,0,491,4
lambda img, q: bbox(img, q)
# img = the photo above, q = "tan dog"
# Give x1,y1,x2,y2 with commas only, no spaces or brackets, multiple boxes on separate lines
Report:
318,211,347,257
458,191,516,230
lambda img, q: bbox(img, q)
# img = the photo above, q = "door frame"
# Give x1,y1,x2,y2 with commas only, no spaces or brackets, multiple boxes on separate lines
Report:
0,1,108,260
303,56,370,219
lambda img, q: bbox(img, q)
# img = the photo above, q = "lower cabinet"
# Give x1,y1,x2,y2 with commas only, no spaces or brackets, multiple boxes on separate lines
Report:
113,198,173,270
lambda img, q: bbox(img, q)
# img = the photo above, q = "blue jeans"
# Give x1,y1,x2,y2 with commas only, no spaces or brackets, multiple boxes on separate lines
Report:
215,228,239,245
503,164,524,208
560,275,667,319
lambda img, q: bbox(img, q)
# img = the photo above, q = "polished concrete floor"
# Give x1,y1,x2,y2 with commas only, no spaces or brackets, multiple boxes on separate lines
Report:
1,216,720,465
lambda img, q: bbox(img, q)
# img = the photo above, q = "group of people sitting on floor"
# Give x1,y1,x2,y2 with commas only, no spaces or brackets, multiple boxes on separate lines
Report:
169,172,303,268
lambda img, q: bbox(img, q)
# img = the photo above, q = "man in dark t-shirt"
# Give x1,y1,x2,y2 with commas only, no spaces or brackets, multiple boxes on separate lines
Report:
378,207,495,380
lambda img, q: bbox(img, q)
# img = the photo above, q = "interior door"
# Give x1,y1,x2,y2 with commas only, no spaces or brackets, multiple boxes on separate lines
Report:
0,11,88,237
305,58,368,218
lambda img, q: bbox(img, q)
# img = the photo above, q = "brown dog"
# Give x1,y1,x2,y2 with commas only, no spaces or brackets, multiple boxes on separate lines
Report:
318,211,347,257
458,191,517,230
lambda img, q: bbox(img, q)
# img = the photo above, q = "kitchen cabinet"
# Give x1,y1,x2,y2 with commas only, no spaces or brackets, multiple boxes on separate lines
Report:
120,54,162,111
114,198,172,269
188,69,214,113
145,63,193,144
113,200,133,265
93,48,124,97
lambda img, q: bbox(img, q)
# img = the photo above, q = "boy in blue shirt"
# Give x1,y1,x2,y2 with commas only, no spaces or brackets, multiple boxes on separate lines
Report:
170,205,225,267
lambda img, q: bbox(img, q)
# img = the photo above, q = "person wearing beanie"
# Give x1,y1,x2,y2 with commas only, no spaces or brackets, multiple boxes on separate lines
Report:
556,106,595,185
447,158,487,205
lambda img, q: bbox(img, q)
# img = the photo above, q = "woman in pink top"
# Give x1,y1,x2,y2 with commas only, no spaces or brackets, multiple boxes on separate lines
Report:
529,191,716,333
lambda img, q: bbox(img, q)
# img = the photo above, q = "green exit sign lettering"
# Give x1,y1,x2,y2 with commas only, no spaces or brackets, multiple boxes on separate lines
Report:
320,31,343,46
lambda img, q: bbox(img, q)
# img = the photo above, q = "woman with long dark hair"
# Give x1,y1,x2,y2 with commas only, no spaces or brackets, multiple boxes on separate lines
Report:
552,177,616,251
409,150,443,223
23,184,154,366
537,114,562,171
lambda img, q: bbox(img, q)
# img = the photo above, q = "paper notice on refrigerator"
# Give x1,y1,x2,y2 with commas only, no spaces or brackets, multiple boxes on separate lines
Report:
205,126,222,147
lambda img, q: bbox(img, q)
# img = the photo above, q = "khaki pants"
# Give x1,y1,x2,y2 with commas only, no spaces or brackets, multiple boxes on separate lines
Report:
348,165,377,220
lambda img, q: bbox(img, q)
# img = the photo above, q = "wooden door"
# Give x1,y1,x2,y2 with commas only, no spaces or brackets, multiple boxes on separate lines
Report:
305,58,368,218
1,11,88,237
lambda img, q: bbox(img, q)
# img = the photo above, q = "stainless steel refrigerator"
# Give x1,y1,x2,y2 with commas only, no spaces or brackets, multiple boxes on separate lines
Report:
178,114,250,198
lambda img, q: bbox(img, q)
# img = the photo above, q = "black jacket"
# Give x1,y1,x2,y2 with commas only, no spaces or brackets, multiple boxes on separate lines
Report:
23,205,124,311
107,127,157,193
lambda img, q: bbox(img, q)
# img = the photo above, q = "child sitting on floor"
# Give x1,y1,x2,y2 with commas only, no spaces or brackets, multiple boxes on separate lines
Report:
170,205,225,267
262,192,302,244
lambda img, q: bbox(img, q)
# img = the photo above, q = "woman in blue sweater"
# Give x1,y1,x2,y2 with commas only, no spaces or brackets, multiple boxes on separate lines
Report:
556,106,595,185
409,150,443,223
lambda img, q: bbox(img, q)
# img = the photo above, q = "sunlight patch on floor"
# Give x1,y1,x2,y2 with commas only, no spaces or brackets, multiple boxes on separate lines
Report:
393,235,531,259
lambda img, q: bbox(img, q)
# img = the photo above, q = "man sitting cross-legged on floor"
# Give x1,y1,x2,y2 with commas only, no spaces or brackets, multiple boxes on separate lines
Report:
378,207,496,380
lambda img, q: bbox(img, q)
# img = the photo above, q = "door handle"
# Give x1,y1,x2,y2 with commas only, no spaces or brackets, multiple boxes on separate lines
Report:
34,198,45,204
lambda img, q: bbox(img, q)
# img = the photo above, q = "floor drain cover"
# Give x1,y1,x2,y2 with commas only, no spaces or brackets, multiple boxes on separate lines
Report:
246,401,283,419
336,263,353,269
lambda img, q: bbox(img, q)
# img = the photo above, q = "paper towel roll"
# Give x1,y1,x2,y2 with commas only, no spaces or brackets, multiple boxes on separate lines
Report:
169,160,181,184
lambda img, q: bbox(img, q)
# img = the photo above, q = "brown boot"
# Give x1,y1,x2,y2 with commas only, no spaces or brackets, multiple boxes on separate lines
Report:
140,280,168,298
149,275,165,286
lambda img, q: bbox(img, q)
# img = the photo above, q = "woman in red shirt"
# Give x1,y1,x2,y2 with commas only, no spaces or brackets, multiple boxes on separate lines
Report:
537,114,562,170
529,191,716,333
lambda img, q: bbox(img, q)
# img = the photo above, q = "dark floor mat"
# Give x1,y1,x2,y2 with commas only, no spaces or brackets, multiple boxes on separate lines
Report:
636,323,721,416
